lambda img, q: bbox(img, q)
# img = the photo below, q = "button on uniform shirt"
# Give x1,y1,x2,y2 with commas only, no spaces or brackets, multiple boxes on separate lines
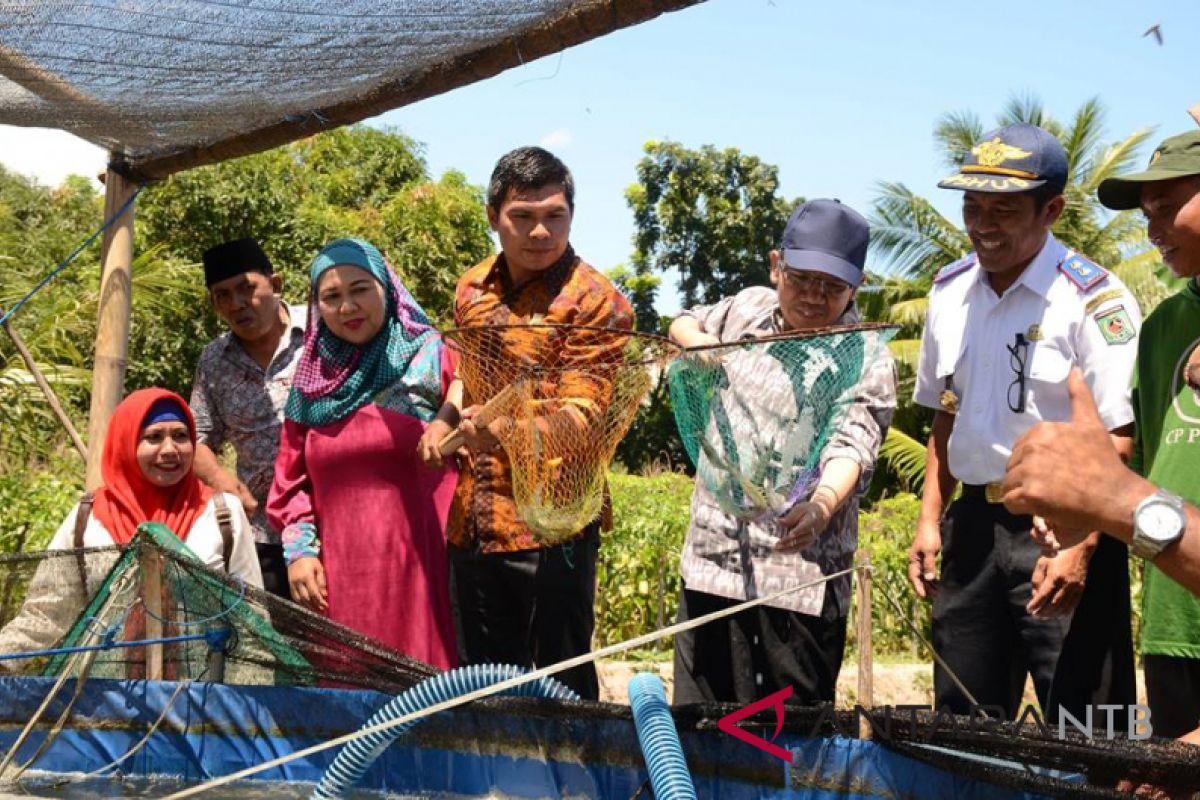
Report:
676,286,897,617
915,234,1139,485
447,247,634,554
190,304,307,544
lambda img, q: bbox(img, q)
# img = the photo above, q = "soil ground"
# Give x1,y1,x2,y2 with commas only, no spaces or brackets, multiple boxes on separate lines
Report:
597,658,1149,709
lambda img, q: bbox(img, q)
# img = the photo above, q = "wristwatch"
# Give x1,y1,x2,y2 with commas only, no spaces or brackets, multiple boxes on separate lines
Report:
1131,489,1187,561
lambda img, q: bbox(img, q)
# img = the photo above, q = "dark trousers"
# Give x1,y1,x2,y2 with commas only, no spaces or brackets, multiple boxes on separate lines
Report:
672,585,847,707
933,495,1067,718
256,543,291,601
1046,535,1136,719
450,524,600,700
1145,654,1200,738
933,493,1134,721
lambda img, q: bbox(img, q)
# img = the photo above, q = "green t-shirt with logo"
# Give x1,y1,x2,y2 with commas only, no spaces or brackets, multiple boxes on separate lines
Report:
1135,279,1200,658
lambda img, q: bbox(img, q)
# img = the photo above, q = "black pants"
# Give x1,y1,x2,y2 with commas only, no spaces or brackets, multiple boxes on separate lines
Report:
933,494,1134,720
450,524,600,700
1046,535,1136,719
1145,654,1200,738
934,495,1064,718
672,585,847,707
256,543,291,601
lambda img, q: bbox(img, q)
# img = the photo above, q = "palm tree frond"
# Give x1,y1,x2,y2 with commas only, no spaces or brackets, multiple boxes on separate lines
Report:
880,427,927,491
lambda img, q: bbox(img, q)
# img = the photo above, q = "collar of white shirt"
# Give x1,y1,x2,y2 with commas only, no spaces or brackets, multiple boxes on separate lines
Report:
971,233,1068,300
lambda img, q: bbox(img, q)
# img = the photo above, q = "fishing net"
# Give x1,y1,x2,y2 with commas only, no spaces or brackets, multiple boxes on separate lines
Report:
668,323,897,521
0,524,436,692
444,324,678,543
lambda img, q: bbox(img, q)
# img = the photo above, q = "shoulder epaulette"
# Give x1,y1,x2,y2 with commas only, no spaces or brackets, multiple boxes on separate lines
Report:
933,255,976,285
1058,252,1108,293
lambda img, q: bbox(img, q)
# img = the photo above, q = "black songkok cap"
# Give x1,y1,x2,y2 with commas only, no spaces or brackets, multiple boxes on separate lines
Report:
202,238,274,287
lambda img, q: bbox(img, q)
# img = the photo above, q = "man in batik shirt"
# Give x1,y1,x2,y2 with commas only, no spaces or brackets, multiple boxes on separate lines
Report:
418,147,633,700
191,238,306,598
668,199,896,705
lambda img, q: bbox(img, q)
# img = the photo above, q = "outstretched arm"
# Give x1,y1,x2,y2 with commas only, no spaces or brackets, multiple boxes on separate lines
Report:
1003,369,1200,596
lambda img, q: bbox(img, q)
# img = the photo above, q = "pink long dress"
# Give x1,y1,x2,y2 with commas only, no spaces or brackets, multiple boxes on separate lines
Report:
268,360,458,670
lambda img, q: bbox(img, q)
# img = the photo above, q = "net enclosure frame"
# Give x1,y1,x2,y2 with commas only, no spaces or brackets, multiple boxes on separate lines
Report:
0,0,705,181
0,0,707,489
668,321,899,522
442,322,679,543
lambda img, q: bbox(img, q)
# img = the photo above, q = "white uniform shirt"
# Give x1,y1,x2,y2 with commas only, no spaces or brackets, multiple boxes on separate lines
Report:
915,234,1139,485
0,493,264,665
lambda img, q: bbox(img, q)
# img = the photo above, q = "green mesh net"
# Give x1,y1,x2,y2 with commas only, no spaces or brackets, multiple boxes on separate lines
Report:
668,323,897,520
0,524,436,691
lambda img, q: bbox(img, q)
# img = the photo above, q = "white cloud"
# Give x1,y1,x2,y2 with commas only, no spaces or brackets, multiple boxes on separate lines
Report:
0,126,105,188
538,128,572,150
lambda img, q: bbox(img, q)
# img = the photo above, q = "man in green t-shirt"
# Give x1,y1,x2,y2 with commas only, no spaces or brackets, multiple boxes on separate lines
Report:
1096,130,1200,739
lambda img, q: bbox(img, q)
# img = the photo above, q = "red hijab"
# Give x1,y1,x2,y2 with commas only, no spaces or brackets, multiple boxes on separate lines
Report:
91,388,212,545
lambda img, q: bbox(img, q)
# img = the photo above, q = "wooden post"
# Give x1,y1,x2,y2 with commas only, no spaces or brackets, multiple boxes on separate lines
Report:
0,310,88,462
855,550,874,739
84,166,137,490
141,546,164,681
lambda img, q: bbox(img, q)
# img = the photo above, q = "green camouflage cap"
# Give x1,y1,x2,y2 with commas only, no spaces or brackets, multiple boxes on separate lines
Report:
1098,130,1200,210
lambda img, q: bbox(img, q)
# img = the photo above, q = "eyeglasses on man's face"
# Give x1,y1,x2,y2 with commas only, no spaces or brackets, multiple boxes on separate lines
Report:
781,270,852,300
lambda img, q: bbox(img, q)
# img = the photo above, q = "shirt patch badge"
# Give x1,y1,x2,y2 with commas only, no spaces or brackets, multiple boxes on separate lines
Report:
1026,324,1043,342
1083,287,1126,314
1094,305,1135,345
1058,254,1107,292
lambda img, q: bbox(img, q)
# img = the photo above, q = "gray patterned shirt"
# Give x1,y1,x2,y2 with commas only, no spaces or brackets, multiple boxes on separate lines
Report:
191,305,307,544
676,286,897,618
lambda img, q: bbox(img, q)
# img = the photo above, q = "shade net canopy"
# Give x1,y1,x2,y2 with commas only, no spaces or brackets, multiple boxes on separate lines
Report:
444,324,678,543
0,0,700,179
0,524,436,692
668,323,898,521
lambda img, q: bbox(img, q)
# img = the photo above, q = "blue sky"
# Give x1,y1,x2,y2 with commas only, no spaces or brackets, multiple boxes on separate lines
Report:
2,0,1197,314
376,0,1200,312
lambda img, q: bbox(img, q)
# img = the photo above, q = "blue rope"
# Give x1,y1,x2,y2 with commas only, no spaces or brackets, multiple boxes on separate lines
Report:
0,627,230,663
0,185,142,327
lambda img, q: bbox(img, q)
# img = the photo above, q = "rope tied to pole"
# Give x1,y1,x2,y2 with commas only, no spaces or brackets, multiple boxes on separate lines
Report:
0,185,142,328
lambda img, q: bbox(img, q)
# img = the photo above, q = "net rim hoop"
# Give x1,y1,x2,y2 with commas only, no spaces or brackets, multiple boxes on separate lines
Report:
440,323,680,368
678,321,900,354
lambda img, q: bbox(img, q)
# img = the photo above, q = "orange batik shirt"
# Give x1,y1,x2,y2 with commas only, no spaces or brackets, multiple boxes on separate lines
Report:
447,246,635,553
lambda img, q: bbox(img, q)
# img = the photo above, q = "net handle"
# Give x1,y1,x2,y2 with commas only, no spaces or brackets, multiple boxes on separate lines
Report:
680,322,899,354
436,383,519,456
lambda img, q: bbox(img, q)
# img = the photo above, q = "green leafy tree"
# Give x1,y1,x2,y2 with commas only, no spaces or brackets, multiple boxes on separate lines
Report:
0,126,492,501
627,141,798,311
618,142,799,474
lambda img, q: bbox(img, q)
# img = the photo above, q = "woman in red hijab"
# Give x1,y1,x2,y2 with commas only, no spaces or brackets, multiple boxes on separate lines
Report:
0,389,262,663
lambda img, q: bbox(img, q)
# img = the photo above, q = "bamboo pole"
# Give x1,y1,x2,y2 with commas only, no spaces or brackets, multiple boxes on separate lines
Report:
84,166,137,490
141,547,164,681
0,309,87,462
855,550,874,739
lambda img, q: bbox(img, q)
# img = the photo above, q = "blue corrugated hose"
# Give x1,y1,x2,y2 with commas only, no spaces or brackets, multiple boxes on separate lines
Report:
628,672,697,800
311,663,579,799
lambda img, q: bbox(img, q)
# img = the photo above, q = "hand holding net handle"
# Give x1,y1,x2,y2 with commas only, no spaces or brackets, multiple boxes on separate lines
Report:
437,383,519,456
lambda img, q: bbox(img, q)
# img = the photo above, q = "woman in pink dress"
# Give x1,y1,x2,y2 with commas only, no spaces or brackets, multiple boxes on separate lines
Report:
268,238,457,669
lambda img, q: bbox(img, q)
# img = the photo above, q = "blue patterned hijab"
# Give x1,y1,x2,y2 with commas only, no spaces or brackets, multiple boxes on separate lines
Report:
285,239,443,427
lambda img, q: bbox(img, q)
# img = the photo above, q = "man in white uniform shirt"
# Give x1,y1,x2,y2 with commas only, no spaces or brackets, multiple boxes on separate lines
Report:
909,123,1140,721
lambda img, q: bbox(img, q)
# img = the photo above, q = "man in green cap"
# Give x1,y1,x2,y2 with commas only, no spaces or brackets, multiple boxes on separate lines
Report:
1097,130,1200,741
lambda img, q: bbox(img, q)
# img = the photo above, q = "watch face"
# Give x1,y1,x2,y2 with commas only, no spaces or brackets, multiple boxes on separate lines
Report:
1141,501,1184,542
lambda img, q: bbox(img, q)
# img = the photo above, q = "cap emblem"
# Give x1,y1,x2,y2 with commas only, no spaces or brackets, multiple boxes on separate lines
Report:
972,138,1032,167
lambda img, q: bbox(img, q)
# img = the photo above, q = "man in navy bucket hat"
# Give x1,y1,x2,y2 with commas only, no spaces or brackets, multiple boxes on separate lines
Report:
910,123,1140,722
668,199,896,706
